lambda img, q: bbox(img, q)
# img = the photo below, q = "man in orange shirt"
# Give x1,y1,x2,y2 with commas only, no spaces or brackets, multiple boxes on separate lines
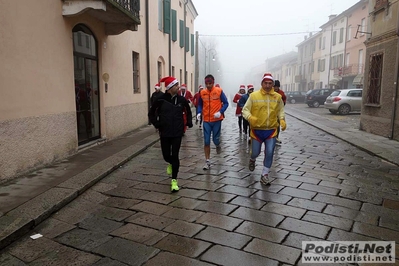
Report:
197,75,229,170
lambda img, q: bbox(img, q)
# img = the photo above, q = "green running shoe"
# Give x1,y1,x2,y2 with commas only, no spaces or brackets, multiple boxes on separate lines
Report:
166,164,172,175
171,179,179,192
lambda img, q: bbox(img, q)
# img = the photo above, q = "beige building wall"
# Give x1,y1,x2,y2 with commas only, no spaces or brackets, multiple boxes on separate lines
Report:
0,0,197,180
361,0,399,139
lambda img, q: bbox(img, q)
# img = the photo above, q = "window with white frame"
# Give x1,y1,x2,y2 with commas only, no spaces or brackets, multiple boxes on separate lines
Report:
347,25,352,41
360,18,366,36
132,51,140,94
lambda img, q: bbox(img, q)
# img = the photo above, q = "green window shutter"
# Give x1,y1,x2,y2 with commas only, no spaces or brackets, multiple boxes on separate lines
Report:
163,0,171,34
179,20,184,48
171,10,177,41
191,34,194,56
185,27,189,52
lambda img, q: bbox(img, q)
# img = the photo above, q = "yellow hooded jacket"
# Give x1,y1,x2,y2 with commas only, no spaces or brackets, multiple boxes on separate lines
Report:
242,88,285,130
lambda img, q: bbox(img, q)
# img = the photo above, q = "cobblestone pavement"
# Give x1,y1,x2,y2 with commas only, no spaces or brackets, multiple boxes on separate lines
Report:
1,108,399,266
286,103,360,130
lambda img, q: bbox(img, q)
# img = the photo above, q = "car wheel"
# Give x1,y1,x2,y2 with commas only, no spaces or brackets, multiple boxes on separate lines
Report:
312,101,320,108
307,104,313,107
329,109,338,114
290,99,296,104
338,104,351,115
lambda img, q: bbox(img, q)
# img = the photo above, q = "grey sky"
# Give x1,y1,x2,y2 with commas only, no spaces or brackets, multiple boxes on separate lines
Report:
193,0,360,96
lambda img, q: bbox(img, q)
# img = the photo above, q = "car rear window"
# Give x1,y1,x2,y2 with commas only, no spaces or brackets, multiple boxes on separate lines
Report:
330,91,340,96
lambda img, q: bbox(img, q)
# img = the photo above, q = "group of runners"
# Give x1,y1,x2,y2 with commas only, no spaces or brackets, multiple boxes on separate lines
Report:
148,73,287,192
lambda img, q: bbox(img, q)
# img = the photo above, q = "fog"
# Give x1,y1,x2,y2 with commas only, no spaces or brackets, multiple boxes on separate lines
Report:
193,0,360,98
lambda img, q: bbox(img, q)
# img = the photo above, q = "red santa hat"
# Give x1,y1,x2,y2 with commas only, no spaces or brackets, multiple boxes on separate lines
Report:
180,84,187,89
239,85,245,89
215,84,220,88
154,83,160,89
199,84,204,89
247,84,254,89
262,73,274,83
160,76,179,90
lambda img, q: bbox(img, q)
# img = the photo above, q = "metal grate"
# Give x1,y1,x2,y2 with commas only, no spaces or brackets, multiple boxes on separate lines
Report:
111,0,140,18
367,53,383,104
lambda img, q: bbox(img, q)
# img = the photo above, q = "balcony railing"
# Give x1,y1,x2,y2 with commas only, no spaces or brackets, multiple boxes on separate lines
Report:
109,0,140,19
333,64,364,77
63,0,141,35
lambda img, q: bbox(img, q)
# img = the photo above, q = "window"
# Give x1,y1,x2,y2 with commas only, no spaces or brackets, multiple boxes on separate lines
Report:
171,10,177,41
346,53,350,67
179,20,184,48
347,25,352,41
322,37,326,50
158,0,163,31
319,37,322,50
132,52,140,94
179,69,182,83
332,31,337,46
185,27,189,52
157,61,162,82
191,34,194,56
77,32,82,46
163,0,171,34
172,66,175,77
347,90,362,97
339,28,344,43
367,53,383,104
358,49,364,73
360,18,366,36
321,59,325,72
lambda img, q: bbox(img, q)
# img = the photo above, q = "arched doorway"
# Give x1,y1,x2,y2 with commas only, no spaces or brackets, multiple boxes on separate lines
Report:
72,24,100,145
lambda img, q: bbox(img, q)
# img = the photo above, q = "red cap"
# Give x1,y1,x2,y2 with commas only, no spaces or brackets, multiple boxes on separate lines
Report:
160,76,179,90
262,73,274,82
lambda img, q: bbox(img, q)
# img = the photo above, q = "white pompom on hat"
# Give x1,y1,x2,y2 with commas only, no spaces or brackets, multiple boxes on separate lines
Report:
160,76,179,90
262,73,274,83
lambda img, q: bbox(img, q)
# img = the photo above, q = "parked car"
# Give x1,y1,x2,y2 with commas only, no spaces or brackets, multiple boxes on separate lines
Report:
287,91,307,104
305,88,336,107
324,88,363,115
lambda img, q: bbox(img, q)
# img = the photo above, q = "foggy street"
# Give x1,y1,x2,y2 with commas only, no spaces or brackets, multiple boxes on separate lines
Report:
1,107,398,266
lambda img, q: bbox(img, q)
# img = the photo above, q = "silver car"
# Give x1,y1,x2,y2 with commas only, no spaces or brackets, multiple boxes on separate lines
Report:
324,89,362,115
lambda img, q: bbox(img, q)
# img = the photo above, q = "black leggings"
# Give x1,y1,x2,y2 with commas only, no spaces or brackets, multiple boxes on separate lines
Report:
243,118,250,134
160,137,182,179
238,116,243,130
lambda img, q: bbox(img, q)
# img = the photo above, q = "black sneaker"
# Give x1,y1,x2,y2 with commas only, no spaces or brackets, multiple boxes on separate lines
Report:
249,159,255,171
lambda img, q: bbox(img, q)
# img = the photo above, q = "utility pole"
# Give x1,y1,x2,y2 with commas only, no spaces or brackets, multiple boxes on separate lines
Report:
195,31,199,92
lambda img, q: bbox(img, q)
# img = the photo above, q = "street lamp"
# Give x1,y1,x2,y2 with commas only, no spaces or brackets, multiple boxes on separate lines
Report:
204,47,217,75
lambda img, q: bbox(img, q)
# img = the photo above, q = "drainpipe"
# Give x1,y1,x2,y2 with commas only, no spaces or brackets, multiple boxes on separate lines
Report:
389,15,399,139
327,23,334,88
145,0,151,123
342,17,349,89
183,0,187,84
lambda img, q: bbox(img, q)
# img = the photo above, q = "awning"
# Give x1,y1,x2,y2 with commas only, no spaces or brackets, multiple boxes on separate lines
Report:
353,74,364,85
329,78,340,85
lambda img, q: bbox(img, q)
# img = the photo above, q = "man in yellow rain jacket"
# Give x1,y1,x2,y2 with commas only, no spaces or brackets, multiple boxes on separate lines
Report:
242,73,286,185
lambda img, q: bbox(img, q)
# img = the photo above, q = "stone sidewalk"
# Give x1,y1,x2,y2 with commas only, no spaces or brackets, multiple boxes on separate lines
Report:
0,107,399,265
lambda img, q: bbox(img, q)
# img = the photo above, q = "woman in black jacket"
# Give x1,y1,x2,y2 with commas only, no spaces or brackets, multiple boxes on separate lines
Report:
148,76,193,192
